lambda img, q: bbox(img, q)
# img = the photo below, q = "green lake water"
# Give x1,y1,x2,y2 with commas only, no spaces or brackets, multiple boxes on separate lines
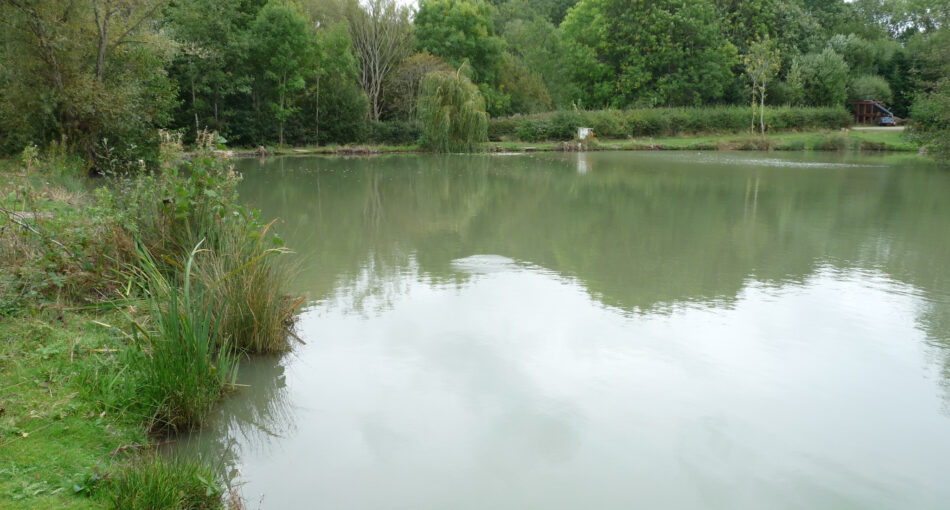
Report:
173,151,950,509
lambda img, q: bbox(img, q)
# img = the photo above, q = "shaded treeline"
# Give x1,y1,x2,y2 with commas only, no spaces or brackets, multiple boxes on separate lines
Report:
1,0,949,162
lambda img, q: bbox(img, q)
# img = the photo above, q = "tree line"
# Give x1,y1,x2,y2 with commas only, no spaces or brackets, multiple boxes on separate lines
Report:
1,0,948,162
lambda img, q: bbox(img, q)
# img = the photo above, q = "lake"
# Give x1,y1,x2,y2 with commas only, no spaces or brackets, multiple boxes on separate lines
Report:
172,151,950,509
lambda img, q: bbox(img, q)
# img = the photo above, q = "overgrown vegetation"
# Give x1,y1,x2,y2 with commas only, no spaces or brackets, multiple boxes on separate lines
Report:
0,133,299,507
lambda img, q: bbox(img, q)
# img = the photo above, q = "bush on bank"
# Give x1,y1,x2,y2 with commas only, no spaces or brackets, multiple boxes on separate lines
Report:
489,106,852,142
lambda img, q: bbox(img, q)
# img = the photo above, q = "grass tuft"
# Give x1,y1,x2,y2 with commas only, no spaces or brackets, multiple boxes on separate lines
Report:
198,219,299,354
105,456,223,510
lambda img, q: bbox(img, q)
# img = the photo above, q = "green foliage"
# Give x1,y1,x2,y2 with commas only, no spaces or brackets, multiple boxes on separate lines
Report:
489,0,580,25
498,55,552,114
715,0,822,56
787,48,850,106
367,120,423,145
0,0,936,153
0,0,176,167
248,2,316,146
827,33,884,75
307,23,371,145
910,81,950,159
561,0,738,108
497,14,578,108
163,0,249,141
382,52,455,119
0,151,133,315
105,456,223,510
0,136,301,506
126,243,239,433
745,38,782,134
489,106,852,141
196,220,298,355
416,0,506,84
849,75,893,104
417,69,489,152
415,0,509,115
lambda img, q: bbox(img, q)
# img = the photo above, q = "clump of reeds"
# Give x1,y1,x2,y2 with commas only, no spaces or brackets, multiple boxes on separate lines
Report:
106,455,222,510
197,217,301,354
129,243,238,433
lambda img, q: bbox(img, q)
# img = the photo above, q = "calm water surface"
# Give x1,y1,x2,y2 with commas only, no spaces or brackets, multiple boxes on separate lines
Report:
174,151,950,509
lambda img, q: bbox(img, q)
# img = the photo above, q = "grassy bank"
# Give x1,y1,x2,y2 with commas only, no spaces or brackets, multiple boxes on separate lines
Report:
487,129,918,153
239,128,918,157
1,135,299,508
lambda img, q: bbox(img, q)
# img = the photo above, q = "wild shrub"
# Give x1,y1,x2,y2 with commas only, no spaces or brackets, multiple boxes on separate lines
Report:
815,133,851,151
909,81,950,158
0,151,132,314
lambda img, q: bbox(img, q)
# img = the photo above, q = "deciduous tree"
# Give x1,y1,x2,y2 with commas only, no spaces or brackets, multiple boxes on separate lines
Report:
417,66,488,152
787,48,850,107
561,0,737,108
346,0,414,121
248,2,315,146
415,0,508,114
0,0,175,163
744,38,780,135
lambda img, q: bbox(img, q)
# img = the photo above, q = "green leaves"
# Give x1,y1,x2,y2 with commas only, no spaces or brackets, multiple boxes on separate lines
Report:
561,0,737,108
417,67,489,152
787,48,850,106
416,0,509,114
247,2,318,144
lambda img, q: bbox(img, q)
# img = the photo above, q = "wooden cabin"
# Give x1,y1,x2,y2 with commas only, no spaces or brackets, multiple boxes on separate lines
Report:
854,100,894,124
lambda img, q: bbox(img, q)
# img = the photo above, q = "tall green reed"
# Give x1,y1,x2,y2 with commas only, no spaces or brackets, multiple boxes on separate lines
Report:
129,242,238,433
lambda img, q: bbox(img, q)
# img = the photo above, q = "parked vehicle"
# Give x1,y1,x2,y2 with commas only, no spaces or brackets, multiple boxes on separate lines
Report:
878,116,896,126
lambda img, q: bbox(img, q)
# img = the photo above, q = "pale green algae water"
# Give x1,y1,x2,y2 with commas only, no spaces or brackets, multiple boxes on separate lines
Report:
173,151,950,509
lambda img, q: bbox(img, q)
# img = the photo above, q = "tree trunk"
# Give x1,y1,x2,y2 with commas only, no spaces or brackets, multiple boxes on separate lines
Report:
314,75,321,146
279,71,288,146
751,78,757,135
759,81,766,136
94,1,110,82
192,80,199,134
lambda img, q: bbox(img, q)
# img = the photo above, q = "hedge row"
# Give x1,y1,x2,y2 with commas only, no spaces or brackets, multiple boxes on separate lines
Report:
489,106,852,142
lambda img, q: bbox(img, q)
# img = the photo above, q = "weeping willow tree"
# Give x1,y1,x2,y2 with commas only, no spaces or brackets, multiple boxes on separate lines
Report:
417,67,488,152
